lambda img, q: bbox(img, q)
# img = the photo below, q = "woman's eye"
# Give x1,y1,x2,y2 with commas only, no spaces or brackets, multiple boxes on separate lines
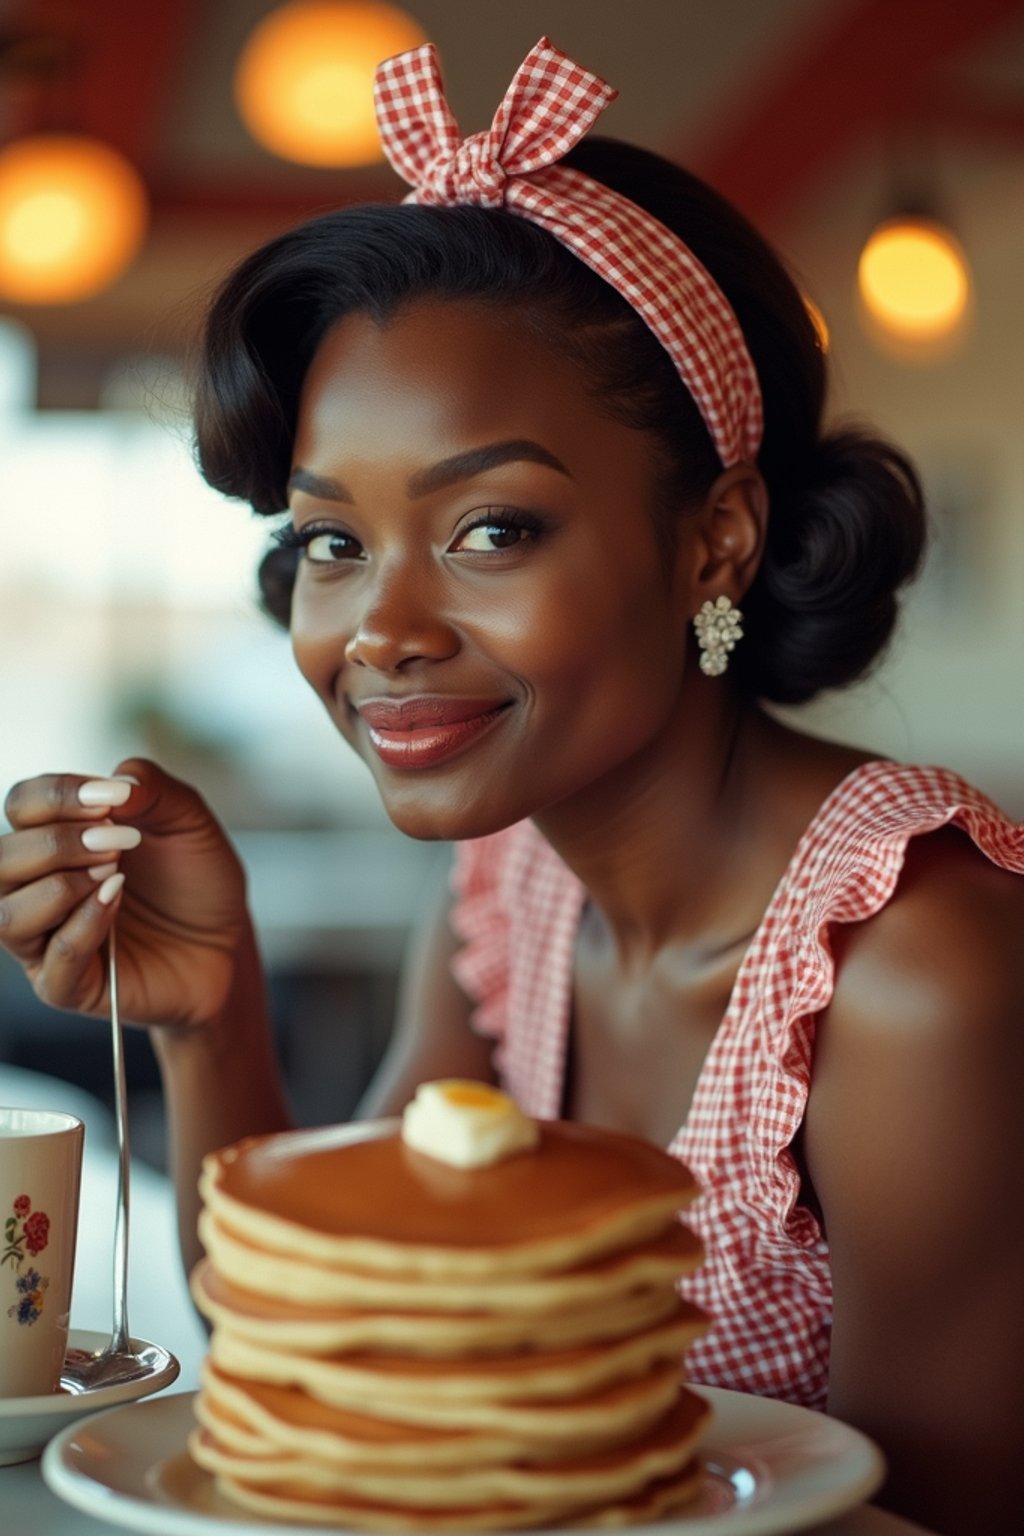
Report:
304,530,362,564
451,513,540,554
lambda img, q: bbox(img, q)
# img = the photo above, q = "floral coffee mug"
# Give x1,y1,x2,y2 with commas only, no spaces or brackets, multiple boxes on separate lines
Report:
0,1108,84,1397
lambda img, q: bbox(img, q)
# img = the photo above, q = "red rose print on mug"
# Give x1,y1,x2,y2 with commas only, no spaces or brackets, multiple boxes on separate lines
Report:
3,1193,52,1325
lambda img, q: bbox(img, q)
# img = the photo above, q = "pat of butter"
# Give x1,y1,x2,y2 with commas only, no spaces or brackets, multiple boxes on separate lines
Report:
401,1080,540,1168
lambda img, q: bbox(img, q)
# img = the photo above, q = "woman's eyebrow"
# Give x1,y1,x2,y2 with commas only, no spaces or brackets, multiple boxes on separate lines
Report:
287,440,571,504
287,468,352,502
407,440,572,497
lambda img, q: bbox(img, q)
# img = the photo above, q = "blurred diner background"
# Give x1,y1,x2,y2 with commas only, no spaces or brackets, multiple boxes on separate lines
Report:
1,0,1023,1171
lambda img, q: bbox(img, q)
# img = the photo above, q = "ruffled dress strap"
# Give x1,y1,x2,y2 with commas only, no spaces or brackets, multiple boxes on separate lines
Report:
679,759,1024,1406
449,820,584,1113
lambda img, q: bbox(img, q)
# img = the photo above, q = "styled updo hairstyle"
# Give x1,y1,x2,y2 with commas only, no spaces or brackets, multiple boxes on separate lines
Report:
193,137,925,704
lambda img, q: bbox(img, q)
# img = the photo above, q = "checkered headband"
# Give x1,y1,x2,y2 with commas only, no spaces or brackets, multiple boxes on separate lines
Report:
374,36,763,467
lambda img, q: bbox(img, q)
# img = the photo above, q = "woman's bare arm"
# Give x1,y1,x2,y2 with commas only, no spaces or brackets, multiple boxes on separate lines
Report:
149,921,292,1276
356,849,497,1119
805,828,1024,1536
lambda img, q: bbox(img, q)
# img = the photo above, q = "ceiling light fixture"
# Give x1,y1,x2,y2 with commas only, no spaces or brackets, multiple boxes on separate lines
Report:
857,212,972,354
0,133,149,305
234,1,427,168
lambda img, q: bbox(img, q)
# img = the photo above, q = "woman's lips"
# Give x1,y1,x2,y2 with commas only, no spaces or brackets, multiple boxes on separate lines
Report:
354,698,511,769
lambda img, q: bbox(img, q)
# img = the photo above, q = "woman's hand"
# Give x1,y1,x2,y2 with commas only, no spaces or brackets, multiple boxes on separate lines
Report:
0,758,251,1032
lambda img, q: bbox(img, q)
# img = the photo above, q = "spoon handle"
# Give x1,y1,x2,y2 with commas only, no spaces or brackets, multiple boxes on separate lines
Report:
108,926,132,1354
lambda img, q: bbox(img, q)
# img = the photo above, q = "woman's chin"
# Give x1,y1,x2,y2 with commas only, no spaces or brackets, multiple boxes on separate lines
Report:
384,808,455,842
379,789,524,844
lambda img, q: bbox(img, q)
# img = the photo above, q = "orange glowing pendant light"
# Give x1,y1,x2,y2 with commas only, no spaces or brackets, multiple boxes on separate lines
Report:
0,133,149,305
235,1,428,168
857,213,972,351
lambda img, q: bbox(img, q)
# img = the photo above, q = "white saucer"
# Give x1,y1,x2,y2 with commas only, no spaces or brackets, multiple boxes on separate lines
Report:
42,1385,885,1535
0,1327,179,1466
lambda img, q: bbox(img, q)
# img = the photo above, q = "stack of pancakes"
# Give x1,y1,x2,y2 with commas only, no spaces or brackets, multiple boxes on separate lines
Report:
189,1113,711,1529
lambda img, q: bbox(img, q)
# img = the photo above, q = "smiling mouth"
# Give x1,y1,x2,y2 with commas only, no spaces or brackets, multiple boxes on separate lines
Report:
355,700,512,769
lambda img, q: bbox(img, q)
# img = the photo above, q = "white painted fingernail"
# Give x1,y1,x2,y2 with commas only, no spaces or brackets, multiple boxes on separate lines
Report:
78,779,133,807
96,872,125,906
81,825,141,853
87,862,119,881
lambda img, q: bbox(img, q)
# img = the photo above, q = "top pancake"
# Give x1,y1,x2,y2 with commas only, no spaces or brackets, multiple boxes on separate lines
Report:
201,1119,698,1278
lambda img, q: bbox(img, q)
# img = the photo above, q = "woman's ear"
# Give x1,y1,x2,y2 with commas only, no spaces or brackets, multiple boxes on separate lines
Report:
681,463,768,607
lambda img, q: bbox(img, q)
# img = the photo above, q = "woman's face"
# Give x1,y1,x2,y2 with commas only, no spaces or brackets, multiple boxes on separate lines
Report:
288,298,701,841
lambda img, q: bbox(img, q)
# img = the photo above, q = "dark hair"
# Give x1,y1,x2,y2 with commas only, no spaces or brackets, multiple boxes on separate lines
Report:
193,136,925,704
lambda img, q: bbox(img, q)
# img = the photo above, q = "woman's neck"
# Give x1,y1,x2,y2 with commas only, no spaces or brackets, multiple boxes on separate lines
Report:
531,697,866,965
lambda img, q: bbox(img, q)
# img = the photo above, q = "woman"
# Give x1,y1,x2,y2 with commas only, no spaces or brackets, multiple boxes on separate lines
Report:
1,40,1022,1534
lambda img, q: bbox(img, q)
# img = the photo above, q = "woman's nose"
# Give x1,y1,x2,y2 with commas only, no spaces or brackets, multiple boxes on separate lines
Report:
343,559,459,672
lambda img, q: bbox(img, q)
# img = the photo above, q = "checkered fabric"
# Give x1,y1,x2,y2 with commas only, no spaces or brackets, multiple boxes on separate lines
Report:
374,36,763,469
449,760,1024,1408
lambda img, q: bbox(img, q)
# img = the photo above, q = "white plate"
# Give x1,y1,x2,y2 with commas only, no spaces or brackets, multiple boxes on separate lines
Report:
0,1328,179,1466
42,1385,884,1535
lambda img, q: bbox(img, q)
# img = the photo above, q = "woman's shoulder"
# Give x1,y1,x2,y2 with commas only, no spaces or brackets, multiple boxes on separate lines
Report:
810,746,1023,1024
750,730,1024,1073
806,784,1024,1228
804,796,1024,1284
772,736,1022,913
831,818,1024,1027
801,750,1019,845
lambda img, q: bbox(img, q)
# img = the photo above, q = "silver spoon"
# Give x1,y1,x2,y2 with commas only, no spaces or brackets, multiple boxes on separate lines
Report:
61,926,169,1393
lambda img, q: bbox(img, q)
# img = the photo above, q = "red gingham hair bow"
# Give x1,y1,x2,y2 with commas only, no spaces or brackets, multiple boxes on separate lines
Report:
374,37,763,467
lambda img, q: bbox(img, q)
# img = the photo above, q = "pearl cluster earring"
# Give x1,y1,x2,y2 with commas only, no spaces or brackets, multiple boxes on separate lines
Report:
693,595,743,676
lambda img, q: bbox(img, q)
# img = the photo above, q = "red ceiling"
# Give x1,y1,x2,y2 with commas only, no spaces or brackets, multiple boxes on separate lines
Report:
694,0,1024,226
6,0,1024,234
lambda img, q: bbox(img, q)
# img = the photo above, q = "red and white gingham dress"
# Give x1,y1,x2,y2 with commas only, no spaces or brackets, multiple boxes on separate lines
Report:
449,760,1024,1410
